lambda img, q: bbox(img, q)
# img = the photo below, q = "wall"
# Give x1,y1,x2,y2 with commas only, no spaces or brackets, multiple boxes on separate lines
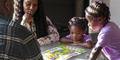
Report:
110,0,120,27
43,0,89,37
43,0,76,37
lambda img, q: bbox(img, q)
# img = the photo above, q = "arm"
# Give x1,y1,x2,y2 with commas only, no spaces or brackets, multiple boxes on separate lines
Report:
77,41,93,49
89,46,102,60
73,35,93,48
60,37,73,43
37,16,59,45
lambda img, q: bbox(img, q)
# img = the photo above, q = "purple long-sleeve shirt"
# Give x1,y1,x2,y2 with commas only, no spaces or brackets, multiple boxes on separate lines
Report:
96,21,120,60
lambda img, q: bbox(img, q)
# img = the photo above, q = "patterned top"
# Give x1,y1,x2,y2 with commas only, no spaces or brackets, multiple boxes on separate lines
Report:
21,16,59,46
0,15,43,60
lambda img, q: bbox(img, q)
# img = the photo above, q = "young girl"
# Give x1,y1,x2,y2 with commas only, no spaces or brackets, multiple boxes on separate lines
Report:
13,0,59,45
60,17,93,49
85,1,120,60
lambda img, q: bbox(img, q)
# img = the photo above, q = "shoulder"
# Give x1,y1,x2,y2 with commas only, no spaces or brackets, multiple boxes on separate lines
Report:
66,34,71,39
99,21,119,37
7,21,32,39
83,34,92,42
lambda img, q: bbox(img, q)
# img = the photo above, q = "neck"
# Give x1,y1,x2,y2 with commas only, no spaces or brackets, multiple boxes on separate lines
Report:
26,17,33,23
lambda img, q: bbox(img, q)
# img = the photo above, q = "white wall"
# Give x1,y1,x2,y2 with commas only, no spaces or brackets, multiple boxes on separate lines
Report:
110,0,120,27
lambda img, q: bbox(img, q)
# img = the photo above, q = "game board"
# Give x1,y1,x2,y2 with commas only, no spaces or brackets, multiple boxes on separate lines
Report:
42,45,87,60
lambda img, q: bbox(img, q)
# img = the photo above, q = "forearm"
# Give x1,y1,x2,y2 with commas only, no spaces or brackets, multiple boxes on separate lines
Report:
89,47,102,60
37,33,59,45
37,16,60,45
60,38,73,43
78,41,93,49
78,43,90,48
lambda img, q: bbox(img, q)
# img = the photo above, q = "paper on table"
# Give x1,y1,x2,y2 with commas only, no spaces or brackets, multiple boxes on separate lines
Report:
42,45,87,60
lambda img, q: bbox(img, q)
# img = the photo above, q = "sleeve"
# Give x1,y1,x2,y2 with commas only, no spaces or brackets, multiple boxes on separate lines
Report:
37,16,60,46
95,31,111,47
84,35,92,42
65,34,71,39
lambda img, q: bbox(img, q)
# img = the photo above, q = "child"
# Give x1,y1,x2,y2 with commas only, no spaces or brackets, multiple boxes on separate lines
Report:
85,1,120,60
60,17,93,49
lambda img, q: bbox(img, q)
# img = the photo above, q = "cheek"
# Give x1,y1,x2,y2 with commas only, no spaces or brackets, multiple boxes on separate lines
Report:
88,22,100,31
89,25,101,31
77,37,82,40
31,6,38,15
23,4,27,13
93,26,101,31
88,23,94,30
34,7,38,13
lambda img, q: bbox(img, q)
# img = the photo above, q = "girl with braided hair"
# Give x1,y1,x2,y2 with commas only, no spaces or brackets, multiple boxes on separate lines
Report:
60,17,93,49
13,0,59,46
85,1,120,60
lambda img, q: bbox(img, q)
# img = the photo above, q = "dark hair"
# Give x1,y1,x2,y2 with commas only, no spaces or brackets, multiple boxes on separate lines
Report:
0,0,13,19
12,0,48,38
68,17,88,32
85,1,110,22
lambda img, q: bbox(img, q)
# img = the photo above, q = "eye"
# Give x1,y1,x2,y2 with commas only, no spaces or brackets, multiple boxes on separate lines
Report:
25,2,30,6
33,4,37,7
77,32,81,34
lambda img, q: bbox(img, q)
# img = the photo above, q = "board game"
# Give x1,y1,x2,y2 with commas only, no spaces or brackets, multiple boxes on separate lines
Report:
42,45,87,60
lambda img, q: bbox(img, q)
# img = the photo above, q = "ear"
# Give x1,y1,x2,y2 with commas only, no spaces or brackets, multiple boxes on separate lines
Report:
97,17,104,24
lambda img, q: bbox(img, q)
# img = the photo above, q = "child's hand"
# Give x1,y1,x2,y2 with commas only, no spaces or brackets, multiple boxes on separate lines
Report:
71,42,80,46
60,38,73,43
71,43,79,45
85,53,90,59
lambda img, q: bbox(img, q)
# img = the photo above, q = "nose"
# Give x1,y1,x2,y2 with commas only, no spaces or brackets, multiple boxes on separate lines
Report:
72,34,77,39
29,5,34,10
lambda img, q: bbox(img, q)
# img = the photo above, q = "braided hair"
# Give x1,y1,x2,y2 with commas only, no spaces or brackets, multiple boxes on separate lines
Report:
68,17,88,34
12,0,48,38
85,1,110,24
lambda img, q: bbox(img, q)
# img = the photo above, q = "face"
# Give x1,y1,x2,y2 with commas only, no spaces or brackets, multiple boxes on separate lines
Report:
23,0,38,17
70,26,85,41
85,14,103,32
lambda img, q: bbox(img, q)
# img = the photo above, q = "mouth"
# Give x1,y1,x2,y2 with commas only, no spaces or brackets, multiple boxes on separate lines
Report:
26,11,33,16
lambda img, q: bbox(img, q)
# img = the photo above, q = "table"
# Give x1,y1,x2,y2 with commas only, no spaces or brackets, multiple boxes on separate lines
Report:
40,42,104,60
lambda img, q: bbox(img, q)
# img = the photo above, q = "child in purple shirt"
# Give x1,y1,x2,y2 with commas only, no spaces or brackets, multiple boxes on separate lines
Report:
85,1,120,60
60,17,93,49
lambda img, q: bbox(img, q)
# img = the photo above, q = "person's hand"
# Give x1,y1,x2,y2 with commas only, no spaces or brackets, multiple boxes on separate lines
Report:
23,13,33,23
71,41,80,46
85,53,90,59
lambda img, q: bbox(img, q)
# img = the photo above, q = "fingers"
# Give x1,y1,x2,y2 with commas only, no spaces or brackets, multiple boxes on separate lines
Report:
85,54,90,58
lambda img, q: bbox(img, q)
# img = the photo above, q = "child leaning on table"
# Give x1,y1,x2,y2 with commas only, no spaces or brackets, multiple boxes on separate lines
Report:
85,1,120,60
60,17,93,49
